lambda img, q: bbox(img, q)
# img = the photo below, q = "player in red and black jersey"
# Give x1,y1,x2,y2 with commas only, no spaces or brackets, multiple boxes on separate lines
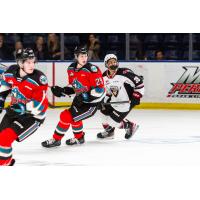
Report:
0,48,48,166
42,46,105,147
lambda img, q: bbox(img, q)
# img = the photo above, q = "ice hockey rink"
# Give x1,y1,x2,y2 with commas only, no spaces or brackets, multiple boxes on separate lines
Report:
6,108,200,166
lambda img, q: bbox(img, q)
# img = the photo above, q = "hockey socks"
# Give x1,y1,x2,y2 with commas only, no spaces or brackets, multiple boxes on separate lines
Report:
0,128,17,166
53,109,84,141
53,110,72,140
72,121,83,139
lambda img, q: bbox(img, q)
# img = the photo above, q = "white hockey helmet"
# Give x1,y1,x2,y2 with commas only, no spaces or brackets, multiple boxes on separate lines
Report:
104,54,118,68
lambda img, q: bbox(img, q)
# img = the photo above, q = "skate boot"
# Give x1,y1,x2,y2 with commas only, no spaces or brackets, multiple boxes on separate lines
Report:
66,133,85,145
1,158,15,166
41,138,61,148
124,119,139,139
8,158,15,166
97,126,115,139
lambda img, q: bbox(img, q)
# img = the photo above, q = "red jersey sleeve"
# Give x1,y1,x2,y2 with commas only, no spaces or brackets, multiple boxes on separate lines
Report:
89,67,105,89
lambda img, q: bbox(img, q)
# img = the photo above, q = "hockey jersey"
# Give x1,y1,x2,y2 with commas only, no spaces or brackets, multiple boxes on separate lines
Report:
67,62,105,103
0,65,48,119
103,67,144,113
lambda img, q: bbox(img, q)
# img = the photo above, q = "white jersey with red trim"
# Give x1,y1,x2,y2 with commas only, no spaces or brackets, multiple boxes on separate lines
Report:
103,67,144,112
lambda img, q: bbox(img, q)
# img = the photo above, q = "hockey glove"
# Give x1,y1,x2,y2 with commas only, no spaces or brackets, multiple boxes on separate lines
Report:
51,86,75,97
132,92,142,105
63,86,75,95
51,86,66,97
6,103,26,117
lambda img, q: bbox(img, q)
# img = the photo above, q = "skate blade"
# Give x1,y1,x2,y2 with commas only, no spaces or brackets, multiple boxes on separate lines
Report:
133,125,139,135
41,145,61,148
97,136,115,140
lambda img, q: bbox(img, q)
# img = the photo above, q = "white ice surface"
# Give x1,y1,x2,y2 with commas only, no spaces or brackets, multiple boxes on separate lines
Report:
8,109,200,166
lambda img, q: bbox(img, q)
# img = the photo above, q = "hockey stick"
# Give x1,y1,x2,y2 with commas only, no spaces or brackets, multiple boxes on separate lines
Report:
0,63,8,68
48,100,130,109
102,101,130,105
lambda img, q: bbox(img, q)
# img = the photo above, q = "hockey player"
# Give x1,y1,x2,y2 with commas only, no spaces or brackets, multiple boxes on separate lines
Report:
42,46,105,147
97,54,144,140
0,48,48,166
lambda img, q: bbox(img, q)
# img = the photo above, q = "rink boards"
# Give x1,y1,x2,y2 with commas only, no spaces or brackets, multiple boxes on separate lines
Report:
2,61,200,109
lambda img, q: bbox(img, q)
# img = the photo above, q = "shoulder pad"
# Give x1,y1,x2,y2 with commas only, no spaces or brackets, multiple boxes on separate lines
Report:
5,65,19,74
87,63,99,73
68,62,76,69
29,69,48,85
39,74,48,85
90,65,98,72
122,68,134,74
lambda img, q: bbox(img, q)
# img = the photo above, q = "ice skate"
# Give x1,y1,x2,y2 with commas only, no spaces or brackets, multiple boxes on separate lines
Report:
66,133,85,145
124,120,139,139
97,127,115,139
41,138,61,148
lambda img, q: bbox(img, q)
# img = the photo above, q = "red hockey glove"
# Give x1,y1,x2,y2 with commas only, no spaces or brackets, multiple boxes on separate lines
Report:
132,92,142,105
132,92,142,99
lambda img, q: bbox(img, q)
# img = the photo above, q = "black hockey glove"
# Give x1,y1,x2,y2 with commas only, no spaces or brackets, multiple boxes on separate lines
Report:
51,86,75,97
51,86,66,97
6,103,26,118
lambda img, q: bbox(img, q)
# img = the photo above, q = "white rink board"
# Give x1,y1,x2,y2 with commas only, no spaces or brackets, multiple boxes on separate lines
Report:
54,61,200,103
2,61,200,104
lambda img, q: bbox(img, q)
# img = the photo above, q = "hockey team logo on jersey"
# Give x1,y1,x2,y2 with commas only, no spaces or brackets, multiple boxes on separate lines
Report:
11,87,28,104
91,65,98,72
110,86,119,97
39,75,48,85
72,78,88,94
167,66,200,98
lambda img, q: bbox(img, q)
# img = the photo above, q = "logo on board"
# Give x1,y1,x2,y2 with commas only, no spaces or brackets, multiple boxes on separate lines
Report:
167,66,200,98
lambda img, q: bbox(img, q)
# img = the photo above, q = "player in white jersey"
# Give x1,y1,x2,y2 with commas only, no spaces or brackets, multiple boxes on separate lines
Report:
97,54,144,139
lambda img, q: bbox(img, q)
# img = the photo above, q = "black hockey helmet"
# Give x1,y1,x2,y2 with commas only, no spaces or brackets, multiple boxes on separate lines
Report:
16,48,36,62
74,46,88,56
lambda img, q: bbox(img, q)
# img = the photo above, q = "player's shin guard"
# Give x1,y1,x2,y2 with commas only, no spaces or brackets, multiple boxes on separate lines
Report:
72,121,83,139
0,128,17,166
42,110,72,148
66,121,85,145
53,110,71,141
